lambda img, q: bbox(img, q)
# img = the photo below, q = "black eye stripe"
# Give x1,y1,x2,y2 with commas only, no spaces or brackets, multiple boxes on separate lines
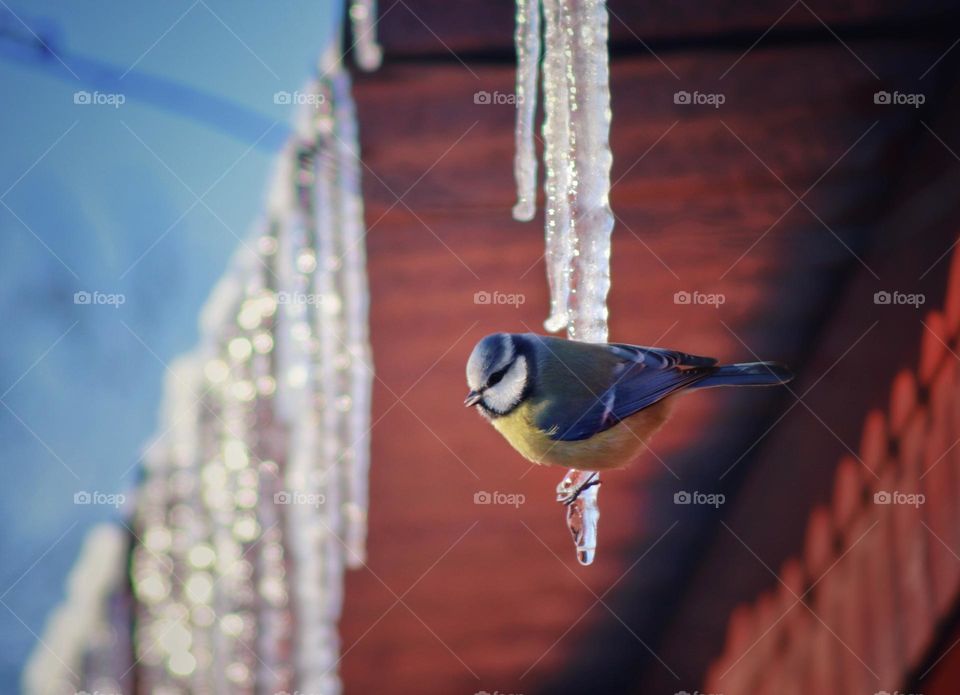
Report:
487,365,509,386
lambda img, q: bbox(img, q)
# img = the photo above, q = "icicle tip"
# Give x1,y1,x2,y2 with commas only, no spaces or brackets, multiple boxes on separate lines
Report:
543,312,569,334
512,199,536,222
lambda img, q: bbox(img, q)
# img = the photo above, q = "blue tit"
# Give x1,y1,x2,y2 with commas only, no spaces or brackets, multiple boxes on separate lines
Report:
464,333,793,472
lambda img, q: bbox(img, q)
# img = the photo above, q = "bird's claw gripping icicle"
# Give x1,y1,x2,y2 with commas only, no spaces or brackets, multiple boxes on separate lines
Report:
556,470,601,506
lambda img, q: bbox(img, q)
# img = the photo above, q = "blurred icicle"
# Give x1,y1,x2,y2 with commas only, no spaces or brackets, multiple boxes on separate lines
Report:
330,62,375,567
28,44,377,695
23,525,130,695
514,0,615,565
349,0,383,71
512,0,540,222
128,62,372,693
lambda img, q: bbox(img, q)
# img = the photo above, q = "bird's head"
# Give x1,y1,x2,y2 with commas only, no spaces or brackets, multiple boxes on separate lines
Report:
464,333,530,417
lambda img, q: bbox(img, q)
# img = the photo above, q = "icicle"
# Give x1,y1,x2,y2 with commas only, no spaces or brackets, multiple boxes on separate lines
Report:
306,78,348,695
248,225,295,694
30,11,379,694
330,65,375,568
349,0,383,72
23,525,129,695
524,0,614,337
562,0,613,566
566,0,614,344
540,0,575,334
120,59,368,695
557,470,599,564
515,0,615,564
512,0,540,222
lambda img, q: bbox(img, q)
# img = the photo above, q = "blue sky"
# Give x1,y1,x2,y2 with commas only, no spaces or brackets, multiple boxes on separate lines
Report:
0,0,341,686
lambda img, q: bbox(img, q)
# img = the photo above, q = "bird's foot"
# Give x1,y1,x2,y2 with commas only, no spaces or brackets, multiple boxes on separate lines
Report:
556,470,601,506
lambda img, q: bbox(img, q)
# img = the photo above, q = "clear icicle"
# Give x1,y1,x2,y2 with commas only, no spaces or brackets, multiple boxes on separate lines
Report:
540,0,575,334
567,0,614,345
349,0,383,72
557,470,600,565
515,0,615,564
512,0,540,222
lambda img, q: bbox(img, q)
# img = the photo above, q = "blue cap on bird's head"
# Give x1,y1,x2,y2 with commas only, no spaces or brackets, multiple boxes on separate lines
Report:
466,334,513,391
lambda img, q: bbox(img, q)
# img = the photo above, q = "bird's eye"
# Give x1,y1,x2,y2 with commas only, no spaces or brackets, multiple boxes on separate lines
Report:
487,366,509,387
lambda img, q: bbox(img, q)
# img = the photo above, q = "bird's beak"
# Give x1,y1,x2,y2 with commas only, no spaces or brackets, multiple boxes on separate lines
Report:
464,390,482,407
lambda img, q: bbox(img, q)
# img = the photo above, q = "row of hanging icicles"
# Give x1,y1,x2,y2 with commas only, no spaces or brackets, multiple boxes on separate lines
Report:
122,26,383,695
25,3,383,694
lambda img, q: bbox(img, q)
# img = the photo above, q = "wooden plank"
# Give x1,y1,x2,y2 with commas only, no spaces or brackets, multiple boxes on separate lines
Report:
373,0,960,58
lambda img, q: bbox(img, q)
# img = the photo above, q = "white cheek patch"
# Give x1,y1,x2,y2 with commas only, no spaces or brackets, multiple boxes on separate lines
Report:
482,356,527,414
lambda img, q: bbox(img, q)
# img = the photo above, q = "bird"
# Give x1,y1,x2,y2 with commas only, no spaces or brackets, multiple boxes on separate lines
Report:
464,332,793,475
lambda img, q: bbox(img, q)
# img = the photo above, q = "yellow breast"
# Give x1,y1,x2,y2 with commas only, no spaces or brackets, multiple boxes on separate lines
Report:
491,397,675,471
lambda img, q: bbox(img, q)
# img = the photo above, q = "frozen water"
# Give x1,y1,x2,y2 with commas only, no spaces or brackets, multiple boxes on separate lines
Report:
349,0,383,71
29,34,378,695
539,0,574,334
512,0,540,222
514,0,615,565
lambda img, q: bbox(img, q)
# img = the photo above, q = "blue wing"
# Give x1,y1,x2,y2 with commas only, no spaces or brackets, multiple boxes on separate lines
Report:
539,343,716,442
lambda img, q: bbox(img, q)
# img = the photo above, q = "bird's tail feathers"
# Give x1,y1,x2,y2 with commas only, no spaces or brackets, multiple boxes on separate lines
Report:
694,361,793,389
